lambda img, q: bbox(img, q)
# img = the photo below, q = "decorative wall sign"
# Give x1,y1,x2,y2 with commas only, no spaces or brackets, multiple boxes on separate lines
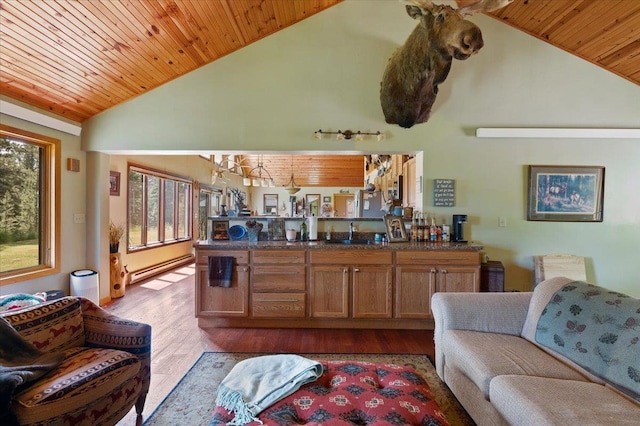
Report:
527,165,604,222
433,179,455,207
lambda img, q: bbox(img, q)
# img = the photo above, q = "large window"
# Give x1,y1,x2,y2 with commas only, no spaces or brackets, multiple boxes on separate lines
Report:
128,164,192,251
0,124,60,285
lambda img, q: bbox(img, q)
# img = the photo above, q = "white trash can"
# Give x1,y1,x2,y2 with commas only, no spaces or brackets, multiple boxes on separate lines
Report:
70,269,99,304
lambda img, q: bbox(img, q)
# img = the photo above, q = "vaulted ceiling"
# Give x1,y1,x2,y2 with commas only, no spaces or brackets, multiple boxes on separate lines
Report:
1,0,638,125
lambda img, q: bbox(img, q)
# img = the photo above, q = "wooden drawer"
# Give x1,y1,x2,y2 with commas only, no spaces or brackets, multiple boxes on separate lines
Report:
197,250,249,265
252,266,306,292
252,249,306,264
310,250,392,265
252,293,306,318
396,251,479,265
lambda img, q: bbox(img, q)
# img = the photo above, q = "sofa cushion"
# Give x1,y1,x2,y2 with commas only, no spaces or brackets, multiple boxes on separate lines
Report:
534,281,640,399
1,297,85,352
490,375,640,425
13,346,141,424
442,330,588,399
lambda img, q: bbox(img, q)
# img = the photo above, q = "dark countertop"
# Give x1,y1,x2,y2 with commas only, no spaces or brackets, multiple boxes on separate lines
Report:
195,240,483,251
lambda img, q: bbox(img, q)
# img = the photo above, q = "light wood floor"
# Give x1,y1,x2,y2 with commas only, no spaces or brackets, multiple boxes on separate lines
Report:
106,264,435,425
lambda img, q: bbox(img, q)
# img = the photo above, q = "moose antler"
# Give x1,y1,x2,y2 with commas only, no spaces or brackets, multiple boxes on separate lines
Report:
455,0,514,15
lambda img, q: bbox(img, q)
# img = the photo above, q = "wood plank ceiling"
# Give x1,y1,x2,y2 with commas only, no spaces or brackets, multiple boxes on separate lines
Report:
1,0,638,188
0,0,343,123
236,154,366,188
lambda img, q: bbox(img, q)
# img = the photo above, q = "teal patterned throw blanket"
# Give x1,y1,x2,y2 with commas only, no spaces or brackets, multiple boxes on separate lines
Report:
535,281,640,398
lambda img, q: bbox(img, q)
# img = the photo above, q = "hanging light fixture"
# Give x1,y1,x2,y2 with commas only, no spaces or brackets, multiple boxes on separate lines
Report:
244,155,275,188
284,156,301,194
314,129,385,141
211,156,251,186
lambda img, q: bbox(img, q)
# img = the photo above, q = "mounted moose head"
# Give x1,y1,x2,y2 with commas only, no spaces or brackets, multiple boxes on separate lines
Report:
380,0,511,128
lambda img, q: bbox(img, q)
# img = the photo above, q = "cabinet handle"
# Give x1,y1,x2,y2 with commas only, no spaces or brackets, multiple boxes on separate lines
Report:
343,268,348,274
430,268,437,274
353,268,360,272
442,269,447,274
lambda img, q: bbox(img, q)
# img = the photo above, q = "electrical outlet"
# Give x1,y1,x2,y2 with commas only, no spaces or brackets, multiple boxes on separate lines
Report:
73,213,85,224
499,216,507,227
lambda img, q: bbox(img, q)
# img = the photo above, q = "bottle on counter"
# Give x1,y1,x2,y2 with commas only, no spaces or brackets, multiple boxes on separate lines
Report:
411,212,417,242
442,223,450,242
300,217,307,242
430,218,437,242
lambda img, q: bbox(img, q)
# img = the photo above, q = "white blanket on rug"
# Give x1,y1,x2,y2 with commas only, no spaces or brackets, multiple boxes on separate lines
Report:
214,354,323,425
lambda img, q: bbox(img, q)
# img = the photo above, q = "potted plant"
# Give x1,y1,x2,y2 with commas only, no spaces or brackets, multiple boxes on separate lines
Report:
245,219,263,243
109,221,125,253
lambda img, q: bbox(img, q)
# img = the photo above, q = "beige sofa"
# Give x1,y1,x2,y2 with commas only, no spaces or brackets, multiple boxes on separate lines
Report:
1,296,151,425
432,277,639,425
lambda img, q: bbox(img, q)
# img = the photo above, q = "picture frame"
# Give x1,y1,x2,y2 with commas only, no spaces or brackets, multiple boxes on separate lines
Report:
212,220,229,240
263,194,278,214
384,214,408,242
323,196,331,203
109,171,120,196
527,165,605,222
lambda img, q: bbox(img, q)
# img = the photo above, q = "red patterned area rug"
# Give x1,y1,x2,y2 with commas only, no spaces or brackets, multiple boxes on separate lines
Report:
143,352,474,426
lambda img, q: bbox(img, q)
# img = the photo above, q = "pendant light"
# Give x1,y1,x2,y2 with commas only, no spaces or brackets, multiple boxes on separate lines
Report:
284,156,301,194
244,155,275,187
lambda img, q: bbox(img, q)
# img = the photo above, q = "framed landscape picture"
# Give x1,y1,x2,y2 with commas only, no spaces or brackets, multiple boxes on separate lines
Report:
212,221,229,240
527,165,604,222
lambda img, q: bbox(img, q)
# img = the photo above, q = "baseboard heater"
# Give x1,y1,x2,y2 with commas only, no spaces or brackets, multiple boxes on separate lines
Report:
129,254,194,284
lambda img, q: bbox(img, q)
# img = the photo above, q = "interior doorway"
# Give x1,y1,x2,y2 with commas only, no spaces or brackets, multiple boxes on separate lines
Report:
333,194,355,218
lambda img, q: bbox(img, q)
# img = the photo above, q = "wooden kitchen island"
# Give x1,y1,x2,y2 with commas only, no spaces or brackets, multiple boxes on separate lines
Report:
195,240,482,330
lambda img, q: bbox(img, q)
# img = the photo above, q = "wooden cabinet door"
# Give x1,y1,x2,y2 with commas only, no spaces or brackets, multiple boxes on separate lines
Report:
395,266,437,319
196,264,249,317
352,266,393,319
438,266,480,293
309,266,349,318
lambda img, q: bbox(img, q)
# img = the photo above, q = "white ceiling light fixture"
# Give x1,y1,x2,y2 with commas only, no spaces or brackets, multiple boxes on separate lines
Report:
476,128,640,139
284,156,301,195
314,129,385,142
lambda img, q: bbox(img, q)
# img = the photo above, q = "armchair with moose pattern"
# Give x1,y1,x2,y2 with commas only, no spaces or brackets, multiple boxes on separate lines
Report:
1,296,151,425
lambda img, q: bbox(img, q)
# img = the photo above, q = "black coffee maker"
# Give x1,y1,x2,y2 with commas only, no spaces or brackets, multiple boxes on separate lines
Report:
452,214,468,243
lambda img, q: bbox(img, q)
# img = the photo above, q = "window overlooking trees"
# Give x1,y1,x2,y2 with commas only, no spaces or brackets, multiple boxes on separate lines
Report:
0,125,59,284
127,164,192,251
